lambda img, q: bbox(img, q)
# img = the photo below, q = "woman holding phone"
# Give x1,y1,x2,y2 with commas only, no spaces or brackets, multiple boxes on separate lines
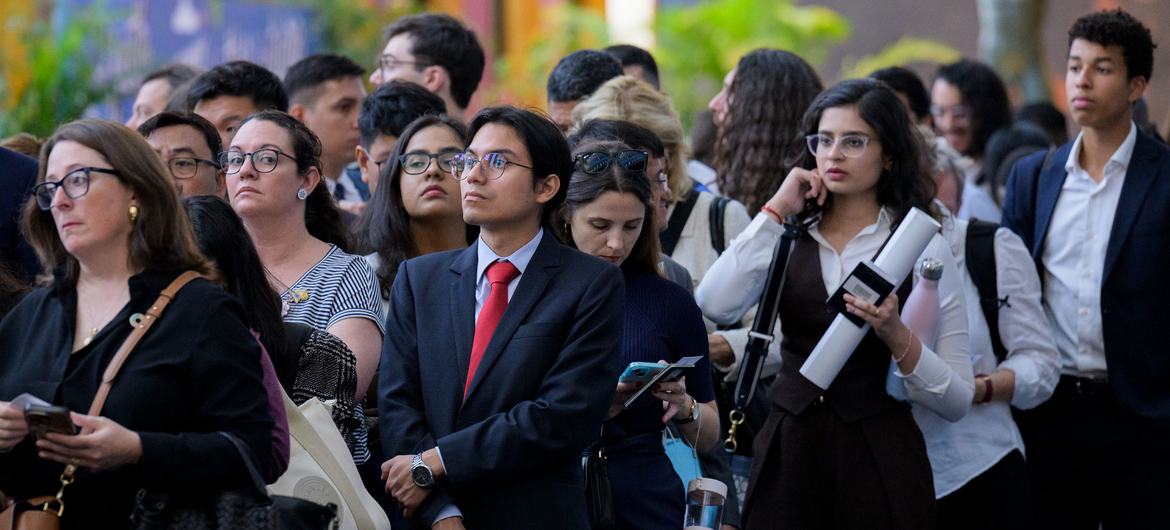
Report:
0,119,273,528
697,79,974,529
558,140,719,529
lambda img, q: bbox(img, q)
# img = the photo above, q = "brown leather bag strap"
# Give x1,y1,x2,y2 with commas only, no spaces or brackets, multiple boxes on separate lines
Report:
84,270,202,420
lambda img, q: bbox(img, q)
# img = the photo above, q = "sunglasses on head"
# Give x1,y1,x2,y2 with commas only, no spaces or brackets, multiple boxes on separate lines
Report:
573,150,649,175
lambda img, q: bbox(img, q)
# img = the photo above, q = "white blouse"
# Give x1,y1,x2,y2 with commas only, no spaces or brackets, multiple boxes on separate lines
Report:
697,209,975,421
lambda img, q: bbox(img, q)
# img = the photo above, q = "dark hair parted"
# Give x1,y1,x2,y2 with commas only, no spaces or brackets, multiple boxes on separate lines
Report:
1069,8,1155,81
793,79,937,226
934,59,1011,159
22,119,214,283
466,106,572,228
869,66,931,122
546,50,625,103
382,13,485,109
142,63,202,90
283,53,365,106
185,60,288,112
184,195,294,387
714,49,823,215
605,44,660,89
358,81,447,148
559,140,660,276
568,119,665,157
137,111,223,158
237,110,350,251
353,114,472,298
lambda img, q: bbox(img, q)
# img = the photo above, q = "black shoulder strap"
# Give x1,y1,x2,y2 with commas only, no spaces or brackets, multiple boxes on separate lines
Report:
709,196,729,255
660,189,699,256
726,218,806,452
965,219,1008,362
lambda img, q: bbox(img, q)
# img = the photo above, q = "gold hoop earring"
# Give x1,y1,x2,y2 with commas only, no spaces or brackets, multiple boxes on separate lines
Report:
129,204,139,223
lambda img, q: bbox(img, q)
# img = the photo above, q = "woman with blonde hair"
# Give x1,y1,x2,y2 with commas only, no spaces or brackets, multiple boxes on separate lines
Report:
0,119,274,528
572,75,751,285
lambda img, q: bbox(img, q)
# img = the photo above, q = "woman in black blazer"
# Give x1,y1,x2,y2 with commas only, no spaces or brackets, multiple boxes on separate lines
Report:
0,119,273,528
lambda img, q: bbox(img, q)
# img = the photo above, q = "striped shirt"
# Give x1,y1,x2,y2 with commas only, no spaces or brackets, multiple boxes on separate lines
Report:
281,244,383,464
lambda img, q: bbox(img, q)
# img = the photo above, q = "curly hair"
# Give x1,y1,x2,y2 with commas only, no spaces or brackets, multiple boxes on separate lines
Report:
713,49,823,215
1068,8,1155,81
793,79,937,226
934,59,1011,160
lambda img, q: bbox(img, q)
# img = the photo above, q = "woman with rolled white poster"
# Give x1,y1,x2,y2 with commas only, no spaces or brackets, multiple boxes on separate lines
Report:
695,78,973,530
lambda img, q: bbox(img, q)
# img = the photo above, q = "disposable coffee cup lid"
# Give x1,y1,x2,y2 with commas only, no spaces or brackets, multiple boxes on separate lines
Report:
688,477,728,497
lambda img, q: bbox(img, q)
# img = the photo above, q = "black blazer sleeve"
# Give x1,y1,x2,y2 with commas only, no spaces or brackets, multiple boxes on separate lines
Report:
1001,150,1045,250
437,265,624,489
377,263,457,520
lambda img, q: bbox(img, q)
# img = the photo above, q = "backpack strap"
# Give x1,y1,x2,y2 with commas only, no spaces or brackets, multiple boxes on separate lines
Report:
660,189,699,256
964,220,1008,362
708,196,729,255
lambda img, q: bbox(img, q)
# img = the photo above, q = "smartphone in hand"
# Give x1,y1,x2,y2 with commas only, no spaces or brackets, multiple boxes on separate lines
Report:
24,404,78,436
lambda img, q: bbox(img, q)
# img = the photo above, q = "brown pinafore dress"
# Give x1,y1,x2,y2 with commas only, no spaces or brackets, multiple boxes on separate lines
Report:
742,232,936,530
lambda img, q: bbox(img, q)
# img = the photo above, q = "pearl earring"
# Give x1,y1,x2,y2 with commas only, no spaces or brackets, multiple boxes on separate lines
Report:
297,189,308,200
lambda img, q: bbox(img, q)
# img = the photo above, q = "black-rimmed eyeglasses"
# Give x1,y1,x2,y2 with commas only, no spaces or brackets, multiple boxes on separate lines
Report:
573,150,649,175
165,157,220,180
31,167,121,210
218,149,298,175
400,151,460,175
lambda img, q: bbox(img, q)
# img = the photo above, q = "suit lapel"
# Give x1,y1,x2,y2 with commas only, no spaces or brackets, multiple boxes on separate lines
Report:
1103,133,1160,281
1032,143,1073,258
448,246,477,399
463,234,562,403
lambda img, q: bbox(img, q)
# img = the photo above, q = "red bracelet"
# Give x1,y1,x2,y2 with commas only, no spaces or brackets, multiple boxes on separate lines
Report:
760,205,783,223
980,377,994,404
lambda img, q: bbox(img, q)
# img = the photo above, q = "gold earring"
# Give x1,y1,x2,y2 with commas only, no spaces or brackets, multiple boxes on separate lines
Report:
129,204,139,223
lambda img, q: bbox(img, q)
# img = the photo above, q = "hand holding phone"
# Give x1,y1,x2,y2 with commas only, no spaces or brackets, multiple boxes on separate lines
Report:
24,404,78,437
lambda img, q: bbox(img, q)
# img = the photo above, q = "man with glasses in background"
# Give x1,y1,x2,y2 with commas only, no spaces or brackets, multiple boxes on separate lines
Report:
356,81,447,195
137,111,225,198
368,13,485,122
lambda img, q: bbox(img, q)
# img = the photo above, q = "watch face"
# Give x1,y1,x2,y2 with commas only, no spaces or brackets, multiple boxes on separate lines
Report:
412,464,433,486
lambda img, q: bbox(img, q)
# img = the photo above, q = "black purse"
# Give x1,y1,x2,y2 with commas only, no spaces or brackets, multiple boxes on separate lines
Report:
129,432,338,530
582,438,615,530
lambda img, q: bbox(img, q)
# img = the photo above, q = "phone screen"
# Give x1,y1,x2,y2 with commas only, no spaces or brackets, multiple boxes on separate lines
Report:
24,405,78,436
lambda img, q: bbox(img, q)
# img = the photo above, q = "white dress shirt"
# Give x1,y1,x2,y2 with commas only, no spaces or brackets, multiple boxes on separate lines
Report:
1042,122,1136,377
697,209,975,421
957,183,1001,223
435,228,543,523
913,215,1061,497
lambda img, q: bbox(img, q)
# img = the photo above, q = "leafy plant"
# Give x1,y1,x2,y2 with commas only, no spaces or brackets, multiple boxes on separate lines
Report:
0,3,114,138
281,0,422,68
654,0,851,129
839,36,961,80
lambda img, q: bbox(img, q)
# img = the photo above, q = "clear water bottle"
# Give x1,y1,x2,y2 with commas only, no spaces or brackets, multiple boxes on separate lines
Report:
683,478,727,529
886,258,943,401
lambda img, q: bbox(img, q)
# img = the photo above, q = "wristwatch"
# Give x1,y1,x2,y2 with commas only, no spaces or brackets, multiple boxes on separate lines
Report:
411,453,435,489
674,397,699,424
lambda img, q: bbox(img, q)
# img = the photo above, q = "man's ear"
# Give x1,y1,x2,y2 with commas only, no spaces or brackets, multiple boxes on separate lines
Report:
289,103,308,123
355,145,371,184
534,173,561,205
1127,76,1148,105
215,170,226,198
422,66,447,98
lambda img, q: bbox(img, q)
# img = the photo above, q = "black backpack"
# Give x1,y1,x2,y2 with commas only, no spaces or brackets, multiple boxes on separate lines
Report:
964,219,1009,362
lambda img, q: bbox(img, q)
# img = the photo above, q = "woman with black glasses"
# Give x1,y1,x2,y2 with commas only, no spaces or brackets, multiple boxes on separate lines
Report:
223,111,383,469
353,114,474,313
558,140,719,530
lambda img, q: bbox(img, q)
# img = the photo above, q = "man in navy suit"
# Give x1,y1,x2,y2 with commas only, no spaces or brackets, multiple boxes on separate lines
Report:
378,106,624,530
1001,9,1170,529
0,147,38,282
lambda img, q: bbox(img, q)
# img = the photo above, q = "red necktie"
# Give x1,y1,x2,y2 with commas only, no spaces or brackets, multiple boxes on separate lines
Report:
465,260,520,396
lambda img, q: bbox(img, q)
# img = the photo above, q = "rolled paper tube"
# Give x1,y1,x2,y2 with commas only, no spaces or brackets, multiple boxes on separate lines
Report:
799,207,941,390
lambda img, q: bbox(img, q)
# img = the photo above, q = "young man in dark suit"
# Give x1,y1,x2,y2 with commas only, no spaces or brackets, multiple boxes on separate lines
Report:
378,106,624,530
1001,9,1170,529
